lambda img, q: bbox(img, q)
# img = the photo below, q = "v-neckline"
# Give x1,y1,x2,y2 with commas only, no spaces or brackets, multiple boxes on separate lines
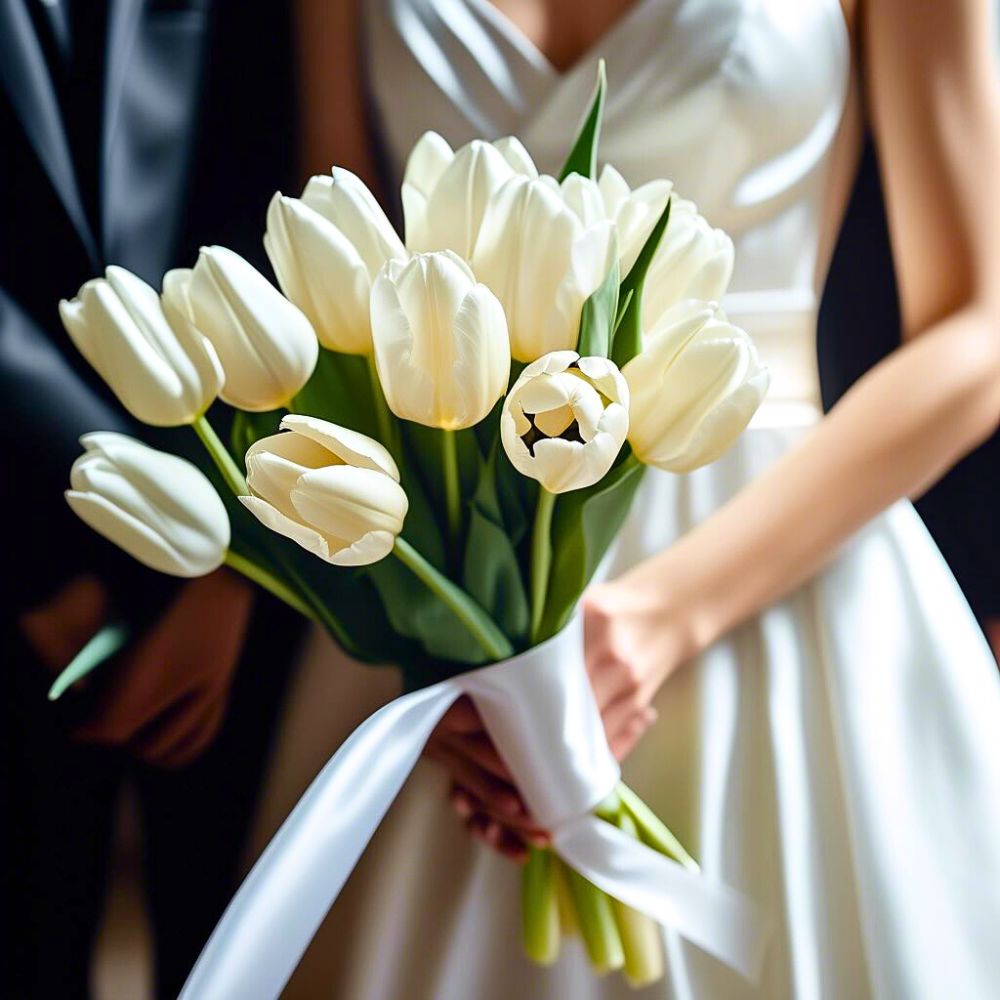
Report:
464,0,661,81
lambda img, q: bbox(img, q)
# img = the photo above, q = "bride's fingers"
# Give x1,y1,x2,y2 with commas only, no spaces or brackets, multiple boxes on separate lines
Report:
465,812,530,863
607,706,658,762
427,742,525,817
436,696,487,737
450,785,550,844
441,731,514,784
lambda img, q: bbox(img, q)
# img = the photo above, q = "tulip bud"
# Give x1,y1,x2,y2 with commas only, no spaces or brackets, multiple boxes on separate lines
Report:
402,131,537,258
370,251,510,430
642,197,734,330
473,176,616,362
501,351,629,493
623,302,769,472
66,433,230,576
288,168,408,354
164,247,319,412
59,266,222,427
241,414,407,566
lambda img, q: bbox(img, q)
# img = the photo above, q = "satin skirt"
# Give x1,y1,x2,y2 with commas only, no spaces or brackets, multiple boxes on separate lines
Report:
246,423,1000,1000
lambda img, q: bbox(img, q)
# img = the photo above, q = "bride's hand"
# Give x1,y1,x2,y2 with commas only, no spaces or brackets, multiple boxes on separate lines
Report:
583,575,698,760
434,573,698,860
426,696,550,862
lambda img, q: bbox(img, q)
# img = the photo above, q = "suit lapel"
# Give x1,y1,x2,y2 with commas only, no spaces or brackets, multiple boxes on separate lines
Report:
100,0,142,250
0,0,99,265
100,0,210,277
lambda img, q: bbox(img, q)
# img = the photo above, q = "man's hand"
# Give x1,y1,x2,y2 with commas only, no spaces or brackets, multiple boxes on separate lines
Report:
20,569,255,768
76,569,255,767
19,574,110,674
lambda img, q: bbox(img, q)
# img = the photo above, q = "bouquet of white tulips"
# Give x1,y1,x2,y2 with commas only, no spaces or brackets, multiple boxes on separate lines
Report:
59,65,768,989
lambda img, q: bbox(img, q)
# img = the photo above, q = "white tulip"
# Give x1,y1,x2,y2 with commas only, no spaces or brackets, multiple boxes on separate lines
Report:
623,302,769,472
59,266,222,427
642,197,734,330
292,167,408,354
596,165,673,276
264,193,373,355
501,351,629,493
402,131,537,258
370,251,510,429
241,414,407,566
66,433,230,576
164,247,318,412
473,175,616,362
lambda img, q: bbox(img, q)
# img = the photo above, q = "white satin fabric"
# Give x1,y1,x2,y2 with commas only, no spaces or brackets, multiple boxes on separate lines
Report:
241,1,1000,997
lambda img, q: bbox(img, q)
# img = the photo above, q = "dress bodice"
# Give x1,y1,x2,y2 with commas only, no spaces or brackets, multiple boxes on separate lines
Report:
364,0,851,424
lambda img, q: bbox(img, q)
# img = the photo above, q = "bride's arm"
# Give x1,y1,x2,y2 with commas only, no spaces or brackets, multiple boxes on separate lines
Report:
586,0,1000,745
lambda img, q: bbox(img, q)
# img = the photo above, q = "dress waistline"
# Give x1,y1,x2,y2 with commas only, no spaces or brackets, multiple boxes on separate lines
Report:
722,289,823,429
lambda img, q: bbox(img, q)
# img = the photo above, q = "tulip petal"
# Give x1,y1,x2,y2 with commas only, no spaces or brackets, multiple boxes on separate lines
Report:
66,434,229,576
302,170,405,278
402,131,454,249
492,136,538,177
424,140,520,258
239,495,343,563
291,465,408,543
279,414,400,480
474,176,587,360
330,529,398,567
191,246,319,411
66,490,213,576
61,269,217,427
264,194,374,354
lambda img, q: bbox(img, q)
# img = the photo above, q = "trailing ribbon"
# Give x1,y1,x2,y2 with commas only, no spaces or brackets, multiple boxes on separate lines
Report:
180,618,768,998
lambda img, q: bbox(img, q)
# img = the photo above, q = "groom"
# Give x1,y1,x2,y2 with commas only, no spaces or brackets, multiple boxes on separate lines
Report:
818,138,1000,658
0,2,302,995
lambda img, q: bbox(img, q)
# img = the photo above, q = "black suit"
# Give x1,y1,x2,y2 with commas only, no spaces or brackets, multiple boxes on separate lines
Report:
0,2,302,996
819,139,999,622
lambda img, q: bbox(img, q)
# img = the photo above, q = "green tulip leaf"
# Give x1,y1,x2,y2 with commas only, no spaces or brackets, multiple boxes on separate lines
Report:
539,454,646,638
230,409,283,467
576,255,620,359
292,349,380,438
610,197,672,369
47,622,130,700
366,556,493,669
462,445,531,645
558,59,607,182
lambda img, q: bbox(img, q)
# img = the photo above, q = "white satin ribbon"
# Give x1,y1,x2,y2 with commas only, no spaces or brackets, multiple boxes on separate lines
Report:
180,617,769,999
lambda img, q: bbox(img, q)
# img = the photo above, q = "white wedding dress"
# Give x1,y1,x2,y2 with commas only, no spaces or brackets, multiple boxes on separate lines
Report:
245,1,1000,997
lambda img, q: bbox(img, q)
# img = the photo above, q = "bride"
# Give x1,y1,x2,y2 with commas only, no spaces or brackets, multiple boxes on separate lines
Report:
246,0,1000,996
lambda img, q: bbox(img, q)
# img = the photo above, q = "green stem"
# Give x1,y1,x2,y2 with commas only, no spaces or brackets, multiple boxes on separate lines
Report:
617,781,699,872
224,551,317,621
193,414,248,496
392,537,513,662
562,862,625,973
441,429,461,545
611,810,666,987
366,354,397,455
274,552,356,650
522,848,561,965
530,488,557,643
